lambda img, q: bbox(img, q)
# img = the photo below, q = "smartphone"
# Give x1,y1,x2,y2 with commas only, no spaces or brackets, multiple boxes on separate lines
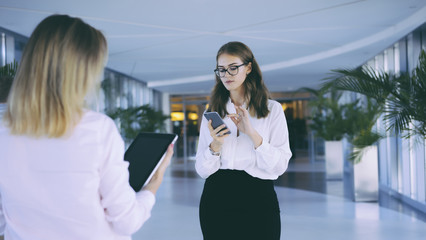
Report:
203,111,231,135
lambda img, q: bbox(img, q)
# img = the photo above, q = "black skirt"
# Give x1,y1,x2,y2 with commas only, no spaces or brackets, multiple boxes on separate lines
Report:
199,169,281,240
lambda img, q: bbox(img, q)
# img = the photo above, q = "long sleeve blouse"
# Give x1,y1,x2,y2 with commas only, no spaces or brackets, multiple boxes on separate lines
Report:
195,99,292,180
0,111,154,240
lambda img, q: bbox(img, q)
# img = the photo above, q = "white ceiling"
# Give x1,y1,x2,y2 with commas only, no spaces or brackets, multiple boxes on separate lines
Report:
1,0,426,95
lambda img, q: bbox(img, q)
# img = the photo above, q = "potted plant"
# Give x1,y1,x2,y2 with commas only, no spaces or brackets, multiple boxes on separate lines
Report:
0,61,18,118
320,50,426,201
0,60,18,77
325,49,426,139
310,82,383,201
303,87,354,180
106,104,170,145
342,97,382,201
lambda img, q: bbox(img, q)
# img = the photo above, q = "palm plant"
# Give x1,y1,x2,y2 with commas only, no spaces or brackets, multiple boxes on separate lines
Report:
344,97,383,163
304,81,384,163
303,87,348,141
303,86,369,143
0,60,18,77
107,104,170,142
324,50,426,138
0,61,18,104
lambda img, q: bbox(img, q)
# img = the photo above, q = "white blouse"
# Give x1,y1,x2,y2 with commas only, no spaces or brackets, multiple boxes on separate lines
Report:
0,111,155,240
195,99,292,180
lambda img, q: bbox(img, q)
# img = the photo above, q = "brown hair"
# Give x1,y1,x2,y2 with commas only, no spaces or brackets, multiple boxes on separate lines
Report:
208,41,270,118
4,14,107,137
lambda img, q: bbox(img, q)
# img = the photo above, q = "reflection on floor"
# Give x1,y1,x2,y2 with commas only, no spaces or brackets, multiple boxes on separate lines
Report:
132,152,426,240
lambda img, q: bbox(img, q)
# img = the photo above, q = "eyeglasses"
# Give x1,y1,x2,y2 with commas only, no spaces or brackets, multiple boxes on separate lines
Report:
214,63,246,77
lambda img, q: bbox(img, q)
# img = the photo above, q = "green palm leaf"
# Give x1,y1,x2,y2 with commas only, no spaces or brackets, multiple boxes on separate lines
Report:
323,66,397,105
301,87,348,141
107,104,170,142
323,49,426,139
0,61,18,77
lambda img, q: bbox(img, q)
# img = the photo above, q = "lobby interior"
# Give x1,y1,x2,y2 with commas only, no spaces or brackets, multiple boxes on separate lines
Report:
1,1,426,239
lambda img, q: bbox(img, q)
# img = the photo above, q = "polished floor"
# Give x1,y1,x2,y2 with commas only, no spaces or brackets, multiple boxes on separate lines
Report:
132,152,426,240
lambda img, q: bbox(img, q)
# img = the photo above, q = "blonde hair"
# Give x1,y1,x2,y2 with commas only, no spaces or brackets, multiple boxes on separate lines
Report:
4,14,107,138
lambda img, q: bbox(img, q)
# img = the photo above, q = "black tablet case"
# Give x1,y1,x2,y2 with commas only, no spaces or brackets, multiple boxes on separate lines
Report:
124,132,177,192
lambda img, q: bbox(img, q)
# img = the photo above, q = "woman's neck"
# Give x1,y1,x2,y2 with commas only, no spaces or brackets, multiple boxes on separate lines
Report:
229,90,245,106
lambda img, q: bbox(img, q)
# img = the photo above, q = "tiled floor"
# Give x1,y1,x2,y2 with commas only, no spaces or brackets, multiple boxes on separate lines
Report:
132,153,426,240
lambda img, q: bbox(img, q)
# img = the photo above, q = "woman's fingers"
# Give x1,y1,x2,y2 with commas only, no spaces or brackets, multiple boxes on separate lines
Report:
236,105,249,118
227,113,239,119
228,113,242,126
164,144,174,163
208,120,228,138
158,144,174,172
207,120,214,132
215,128,230,137
143,144,174,194
229,115,239,126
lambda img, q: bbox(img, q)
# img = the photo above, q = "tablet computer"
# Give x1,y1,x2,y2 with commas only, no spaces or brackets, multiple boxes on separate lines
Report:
124,132,178,192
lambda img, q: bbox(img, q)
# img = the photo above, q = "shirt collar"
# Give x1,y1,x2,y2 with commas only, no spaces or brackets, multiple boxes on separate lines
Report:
226,98,248,114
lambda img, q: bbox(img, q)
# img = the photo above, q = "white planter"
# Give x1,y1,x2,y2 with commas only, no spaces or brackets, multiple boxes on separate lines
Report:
325,140,344,180
353,145,379,202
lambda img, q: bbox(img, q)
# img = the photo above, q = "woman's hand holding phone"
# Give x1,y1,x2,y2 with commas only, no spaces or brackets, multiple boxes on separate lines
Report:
207,120,230,152
204,112,230,152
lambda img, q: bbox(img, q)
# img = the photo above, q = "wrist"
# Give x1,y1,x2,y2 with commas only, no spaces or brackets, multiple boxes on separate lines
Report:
210,141,222,152
209,146,221,156
247,129,262,148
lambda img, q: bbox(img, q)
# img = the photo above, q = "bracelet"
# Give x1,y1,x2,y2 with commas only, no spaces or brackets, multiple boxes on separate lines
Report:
209,146,220,156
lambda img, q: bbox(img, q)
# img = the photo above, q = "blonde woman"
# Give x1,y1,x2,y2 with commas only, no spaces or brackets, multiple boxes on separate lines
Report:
0,14,173,240
196,41,292,240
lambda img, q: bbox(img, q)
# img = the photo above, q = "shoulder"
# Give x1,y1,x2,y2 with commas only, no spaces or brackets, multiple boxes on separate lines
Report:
82,110,114,123
78,110,123,145
264,99,285,120
267,99,282,112
79,110,118,132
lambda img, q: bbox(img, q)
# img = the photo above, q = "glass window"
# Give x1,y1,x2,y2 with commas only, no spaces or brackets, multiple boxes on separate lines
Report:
1,33,6,66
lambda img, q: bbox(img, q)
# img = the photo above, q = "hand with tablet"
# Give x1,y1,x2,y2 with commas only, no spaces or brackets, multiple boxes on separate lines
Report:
143,144,174,194
124,132,178,193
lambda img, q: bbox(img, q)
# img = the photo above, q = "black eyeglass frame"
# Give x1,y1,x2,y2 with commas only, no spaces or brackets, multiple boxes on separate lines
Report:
214,63,246,77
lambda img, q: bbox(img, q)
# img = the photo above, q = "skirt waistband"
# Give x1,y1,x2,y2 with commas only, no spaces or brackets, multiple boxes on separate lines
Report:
206,169,274,189
202,169,279,213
